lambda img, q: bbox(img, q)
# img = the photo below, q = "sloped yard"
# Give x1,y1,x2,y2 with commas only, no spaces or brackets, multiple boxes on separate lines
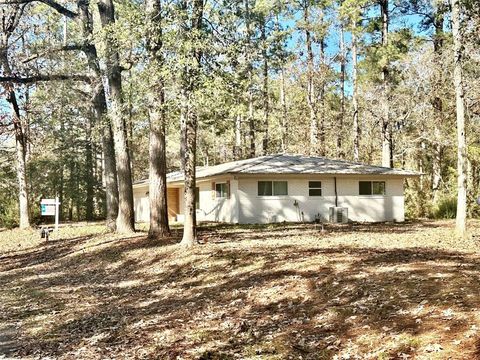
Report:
1,220,480,359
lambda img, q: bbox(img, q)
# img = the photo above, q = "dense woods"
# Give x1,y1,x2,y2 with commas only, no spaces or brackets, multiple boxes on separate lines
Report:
0,0,479,238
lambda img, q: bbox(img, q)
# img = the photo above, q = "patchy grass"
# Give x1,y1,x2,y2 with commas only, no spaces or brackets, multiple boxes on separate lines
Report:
0,220,479,359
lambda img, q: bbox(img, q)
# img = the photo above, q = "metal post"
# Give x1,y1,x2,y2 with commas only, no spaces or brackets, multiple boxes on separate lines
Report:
55,196,60,231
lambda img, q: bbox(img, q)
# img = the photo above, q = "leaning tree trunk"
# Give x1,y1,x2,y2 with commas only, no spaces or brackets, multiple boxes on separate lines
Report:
451,0,467,237
146,0,170,239
180,0,204,247
78,0,119,229
98,0,135,233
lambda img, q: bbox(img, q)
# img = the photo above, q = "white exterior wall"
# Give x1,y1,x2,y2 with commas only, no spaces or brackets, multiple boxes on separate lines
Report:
133,187,149,222
133,175,405,224
237,175,404,224
178,177,234,223
237,176,336,223
336,176,404,222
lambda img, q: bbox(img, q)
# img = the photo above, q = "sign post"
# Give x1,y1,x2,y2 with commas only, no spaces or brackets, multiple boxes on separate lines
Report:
41,197,60,231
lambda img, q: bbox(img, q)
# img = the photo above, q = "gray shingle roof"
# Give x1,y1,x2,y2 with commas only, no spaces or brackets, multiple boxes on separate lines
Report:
133,154,420,186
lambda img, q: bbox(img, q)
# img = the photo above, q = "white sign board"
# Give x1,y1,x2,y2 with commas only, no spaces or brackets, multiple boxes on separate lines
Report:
41,203,56,216
40,197,60,230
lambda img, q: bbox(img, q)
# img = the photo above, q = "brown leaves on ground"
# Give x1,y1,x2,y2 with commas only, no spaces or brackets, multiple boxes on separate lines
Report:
0,220,479,359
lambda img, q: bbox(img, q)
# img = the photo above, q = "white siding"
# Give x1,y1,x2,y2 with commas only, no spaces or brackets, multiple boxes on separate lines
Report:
336,177,404,222
237,176,404,223
133,175,405,224
133,188,149,222
195,178,233,222
238,177,336,223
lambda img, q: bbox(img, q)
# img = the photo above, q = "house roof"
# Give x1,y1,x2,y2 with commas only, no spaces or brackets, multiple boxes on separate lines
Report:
133,154,421,187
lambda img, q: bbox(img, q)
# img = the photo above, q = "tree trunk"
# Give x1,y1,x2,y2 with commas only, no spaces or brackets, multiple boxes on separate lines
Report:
9,91,30,229
261,20,269,155
245,0,255,158
431,4,445,200
1,37,30,229
78,0,118,230
181,101,197,246
98,0,135,233
451,0,467,237
304,3,317,155
234,112,242,160
146,0,170,239
352,29,360,162
337,22,346,159
380,0,392,168
280,67,288,153
180,0,204,247
318,39,326,157
85,116,95,220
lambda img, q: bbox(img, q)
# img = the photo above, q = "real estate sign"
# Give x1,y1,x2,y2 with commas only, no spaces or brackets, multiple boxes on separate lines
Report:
40,197,60,230
41,199,56,216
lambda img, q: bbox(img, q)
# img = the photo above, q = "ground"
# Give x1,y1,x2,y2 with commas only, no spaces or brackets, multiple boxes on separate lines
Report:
1,220,480,360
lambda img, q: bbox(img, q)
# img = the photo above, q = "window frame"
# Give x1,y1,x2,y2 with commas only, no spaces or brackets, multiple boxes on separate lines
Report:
195,187,200,209
215,182,228,199
359,181,386,196
257,180,288,197
308,181,323,197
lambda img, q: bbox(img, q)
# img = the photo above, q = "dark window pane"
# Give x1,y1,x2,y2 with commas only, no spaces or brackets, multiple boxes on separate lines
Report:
309,188,322,196
273,181,288,195
216,183,227,198
195,187,200,209
359,181,372,195
309,181,322,188
258,181,272,196
372,181,385,195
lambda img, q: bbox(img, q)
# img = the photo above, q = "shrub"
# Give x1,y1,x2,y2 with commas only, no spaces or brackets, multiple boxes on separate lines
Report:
0,197,19,229
433,197,457,219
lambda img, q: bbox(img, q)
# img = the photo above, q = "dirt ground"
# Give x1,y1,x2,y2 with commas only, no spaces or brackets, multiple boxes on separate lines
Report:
0,220,479,359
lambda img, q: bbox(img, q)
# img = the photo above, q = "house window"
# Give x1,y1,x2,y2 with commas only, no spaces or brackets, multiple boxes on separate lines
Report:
309,181,322,196
215,183,228,198
195,187,200,209
359,181,386,195
258,181,288,196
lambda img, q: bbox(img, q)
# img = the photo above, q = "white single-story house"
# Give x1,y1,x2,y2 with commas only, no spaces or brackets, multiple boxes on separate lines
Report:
133,154,420,224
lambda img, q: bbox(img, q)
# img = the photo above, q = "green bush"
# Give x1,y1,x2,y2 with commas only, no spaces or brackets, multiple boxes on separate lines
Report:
0,197,19,229
433,197,457,219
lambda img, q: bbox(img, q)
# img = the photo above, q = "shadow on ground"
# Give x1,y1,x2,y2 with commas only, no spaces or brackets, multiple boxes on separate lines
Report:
1,221,479,359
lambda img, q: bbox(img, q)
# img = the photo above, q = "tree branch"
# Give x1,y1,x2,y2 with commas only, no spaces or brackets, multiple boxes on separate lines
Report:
0,0,78,18
21,44,88,63
0,74,91,84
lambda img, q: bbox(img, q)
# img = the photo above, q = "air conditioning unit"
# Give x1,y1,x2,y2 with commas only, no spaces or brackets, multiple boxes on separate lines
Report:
329,207,348,224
